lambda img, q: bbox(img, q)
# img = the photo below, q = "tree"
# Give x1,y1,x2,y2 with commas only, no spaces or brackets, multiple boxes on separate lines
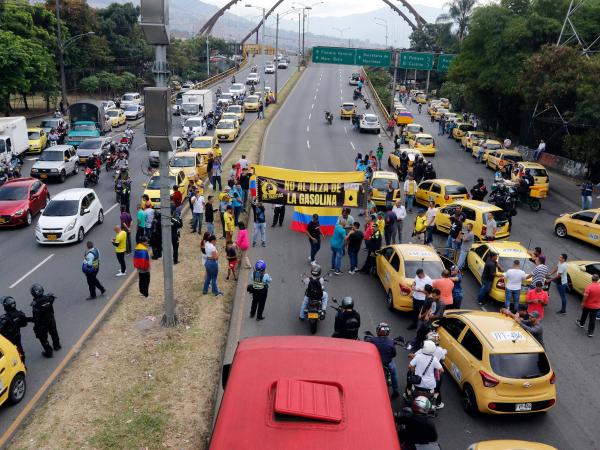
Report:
79,75,100,94
437,0,478,42
439,81,467,111
409,23,458,53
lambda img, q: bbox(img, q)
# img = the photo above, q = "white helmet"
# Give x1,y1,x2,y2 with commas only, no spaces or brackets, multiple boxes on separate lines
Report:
422,340,436,355
426,331,440,345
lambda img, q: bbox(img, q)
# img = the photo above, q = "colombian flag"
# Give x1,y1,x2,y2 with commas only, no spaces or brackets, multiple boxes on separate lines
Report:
133,244,150,271
290,206,341,236
250,176,257,198
396,110,414,125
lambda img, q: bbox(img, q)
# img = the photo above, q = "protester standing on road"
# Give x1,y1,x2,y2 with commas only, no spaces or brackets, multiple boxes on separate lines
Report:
445,216,463,258
470,178,488,201
150,212,162,259
404,175,417,213
345,222,363,274
393,199,406,244
203,235,222,296
133,236,151,298
330,223,346,275
143,201,154,238
451,266,463,309
409,269,433,330
251,200,267,247
478,253,503,306
212,157,223,191
581,179,594,210
236,222,251,269
376,143,384,170
83,241,105,300
272,203,285,227
456,223,474,269
360,215,382,274
424,201,436,245
239,168,251,210
249,260,272,321
258,101,264,119
530,255,549,289
306,214,325,264
135,204,145,243
484,212,497,241
120,205,133,254
526,281,549,319
112,225,127,277
337,207,355,231
549,253,569,315
576,274,600,337
29,283,61,357
191,188,205,234
433,270,455,310
171,185,183,218
502,260,530,312
384,205,397,245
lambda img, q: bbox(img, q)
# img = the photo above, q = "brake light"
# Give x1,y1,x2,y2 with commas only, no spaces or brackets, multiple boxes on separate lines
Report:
400,284,412,295
479,370,499,388
548,399,556,407
444,195,449,201
496,279,505,290
488,402,497,410
550,371,556,384
466,193,471,199
481,225,487,235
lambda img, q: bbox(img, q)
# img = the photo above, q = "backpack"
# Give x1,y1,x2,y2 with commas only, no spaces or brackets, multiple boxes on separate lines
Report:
252,270,267,291
306,277,323,300
0,314,17,340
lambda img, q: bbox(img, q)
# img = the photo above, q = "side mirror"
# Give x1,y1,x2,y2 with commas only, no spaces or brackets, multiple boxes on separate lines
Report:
82,208,90,215
142,182,147,188
580,267,587,272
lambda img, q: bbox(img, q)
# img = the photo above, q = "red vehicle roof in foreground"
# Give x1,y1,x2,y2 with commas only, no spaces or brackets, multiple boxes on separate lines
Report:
210,336,400,450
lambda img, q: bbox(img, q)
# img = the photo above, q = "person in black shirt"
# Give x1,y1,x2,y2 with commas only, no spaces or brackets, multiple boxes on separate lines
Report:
0,296,29,360
332,297,361,339
477,252,503,305
470,178,488,201
395,396,438,447
29,283,61,357
171,214,182,264
239,168,251,211
305,214,325,264
345,222,363,274
445,216,463,258
366,322,400,398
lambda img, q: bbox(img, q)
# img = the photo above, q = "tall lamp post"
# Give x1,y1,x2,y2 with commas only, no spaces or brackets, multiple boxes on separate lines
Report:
333,27,350,47
246,4,266,116
374,17,389,48
274,9,299,103
293,2,323,63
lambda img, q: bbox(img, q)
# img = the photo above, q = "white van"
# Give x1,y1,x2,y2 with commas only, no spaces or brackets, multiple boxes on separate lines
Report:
120,92,141,108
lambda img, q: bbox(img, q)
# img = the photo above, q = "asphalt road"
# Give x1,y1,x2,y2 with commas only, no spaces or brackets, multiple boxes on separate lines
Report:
230,63,600,449
0,56,298,437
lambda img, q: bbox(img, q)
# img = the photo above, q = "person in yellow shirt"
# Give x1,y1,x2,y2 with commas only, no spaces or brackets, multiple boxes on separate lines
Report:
224,204,235,242
212,143,222,159
403,174,418,213
376,212,385,235
112,225,127,276
412,209,427,244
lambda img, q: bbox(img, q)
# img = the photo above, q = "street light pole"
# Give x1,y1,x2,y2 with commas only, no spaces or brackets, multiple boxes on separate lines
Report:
206,36,210,78
246,5,266,115
275,13,279,103
374,17,389,48
56,0,67,111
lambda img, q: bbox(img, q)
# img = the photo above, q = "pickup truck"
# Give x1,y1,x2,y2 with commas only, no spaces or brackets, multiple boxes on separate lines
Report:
66,101,111,147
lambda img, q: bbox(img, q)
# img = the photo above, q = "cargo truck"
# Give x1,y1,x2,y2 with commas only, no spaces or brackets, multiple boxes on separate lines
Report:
0,117,29,164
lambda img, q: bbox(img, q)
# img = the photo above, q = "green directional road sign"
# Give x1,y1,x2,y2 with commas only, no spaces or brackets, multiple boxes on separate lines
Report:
312,47,391,68
399,52,434,71
437,54,456,72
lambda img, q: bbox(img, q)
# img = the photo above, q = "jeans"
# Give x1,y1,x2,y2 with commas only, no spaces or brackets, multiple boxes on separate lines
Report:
377,157,382,170
116,252,126,274
331,247,343,272
348,250,359,271
212,175,222,191
477,150,484,163
533,149,544,161
299,292,329,318
425,225,434,244
405,195,415,211
556,282,568,312
309,239,321,262
203,259,219,295
578,307,598,335
504,289,521,311
456,248,468,269
445,235,455,258
206,222,215,235
477,279,493,303
387,360,399,393
192,212,203,233
253,222,266,245
385,227,397,246
452,291,463,309
395,221,403,243
234,206,242,225
582,195,593,210
138,271,150,297
410,298,425,328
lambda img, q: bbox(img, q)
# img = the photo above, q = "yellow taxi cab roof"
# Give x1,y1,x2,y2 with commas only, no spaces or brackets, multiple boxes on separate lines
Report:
471,440,557,450
449,199,502,212
28,127,43,132
517,161,545,169
193,136,214,141
414,133,433,138
485,139,502,145
244,96,259,102
372,171,399,179
476,241,529,258
467,131,487,136
428,178,465,187
495,149,520,155
172,151,198,158
445,311,545,353
567,260,598,266
216,119,237,125
393,244,442,262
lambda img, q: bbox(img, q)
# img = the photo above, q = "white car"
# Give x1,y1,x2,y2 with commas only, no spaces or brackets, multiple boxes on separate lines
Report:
246,73,260,85
182,82,195,90
120,92,141,108
101,100,116,111
182,117,207,140
264,64,275,74
229,83,246,97
124,104,145,120
35,188,104,245
30,145,79,183
217,93,234,107
359,113,381,134
277,60,288,69
149,136,187,167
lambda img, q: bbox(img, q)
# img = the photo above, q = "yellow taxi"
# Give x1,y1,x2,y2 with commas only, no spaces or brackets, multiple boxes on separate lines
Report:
403,123,424,142
415,93,427,104
388,147,426,171
554,208,600,248
226,104,245,123
415,179,469,207
486,149,523,171
27,128,47,153
468,441,557,450
427,101,442,116
170,80,182,90
461,131,488,150
376,244,452,311
434,108,449,121
410,133,436,156
143,170,189,206
369,171,401,207
215,119,240,142
510,162,549,188
221,112,241,124
436,200,510,241
565,260,600,295
243,95,261,112
471,139,502,161
340,102,357,120
466,241,534,304
169,151,206,179
437,310,556,414
190,135,217,154
0,334,27,407
452,122,475,141
439,98,450,108
106,108,126,127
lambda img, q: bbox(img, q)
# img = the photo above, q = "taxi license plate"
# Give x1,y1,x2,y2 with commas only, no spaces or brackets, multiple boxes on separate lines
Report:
220,135,227,139
515,403,532,412
307,312,319,319
0,218,7,224
40,174,48,179
47,234,57,241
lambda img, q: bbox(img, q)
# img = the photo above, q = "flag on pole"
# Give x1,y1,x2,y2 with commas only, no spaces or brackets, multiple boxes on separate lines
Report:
290,206,341,236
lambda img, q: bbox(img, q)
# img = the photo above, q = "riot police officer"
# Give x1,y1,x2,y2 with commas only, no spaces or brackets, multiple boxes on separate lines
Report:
30,284,61,358
0,296,29,360
332,297,361,339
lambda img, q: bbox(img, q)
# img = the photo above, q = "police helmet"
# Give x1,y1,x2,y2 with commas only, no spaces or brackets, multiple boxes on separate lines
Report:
31,283,44,298
376,322,390,336
341,297,354,309
310,264,322,277
1,296,16,312
255,260,266,271
412,396,432,415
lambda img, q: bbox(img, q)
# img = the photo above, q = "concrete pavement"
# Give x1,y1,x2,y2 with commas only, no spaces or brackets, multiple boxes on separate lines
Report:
226,63,599,449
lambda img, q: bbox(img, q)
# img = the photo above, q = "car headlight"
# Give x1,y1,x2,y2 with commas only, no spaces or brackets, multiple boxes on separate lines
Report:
31,168,38,173
65,218,77,232
51,169,59,173
13,209,25,216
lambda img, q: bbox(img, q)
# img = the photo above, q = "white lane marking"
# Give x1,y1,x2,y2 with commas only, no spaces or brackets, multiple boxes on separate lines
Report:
308,113,311,120
340,89,343,95
307,125,310,132
314,95,317,100
10,254,54,289
344,127,347,134
27,157,39,161
311,104,314,109
307,140,310,149
350,142,356,150
316,88,318,93
105,203,120,214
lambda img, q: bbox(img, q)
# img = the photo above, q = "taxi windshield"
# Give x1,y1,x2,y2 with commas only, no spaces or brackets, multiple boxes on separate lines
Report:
192,140,211,149
246,96,259,103
490,353,550,379
459,124,474,131
501,153,522,162
343,104,355,111
445,185,468,195
217,122,235,129
364,116,378,123
486,143,502,150
404,260,445,279
498,256,536,273
408,126,421,132
527,168,548,177
107,110,119,117
228,105,242,113
371,178,399,190
416,137,434,146
147,176,175,190
171,156,195,167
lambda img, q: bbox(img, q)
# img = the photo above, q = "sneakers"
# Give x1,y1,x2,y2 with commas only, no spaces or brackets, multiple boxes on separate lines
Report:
252,242,257,247
556,310,567,315
435,402,445,410
576,320,584,328
348,270,356,275
116,271,127,277
261,242,266,247
588,333,594,337
334,270,341,275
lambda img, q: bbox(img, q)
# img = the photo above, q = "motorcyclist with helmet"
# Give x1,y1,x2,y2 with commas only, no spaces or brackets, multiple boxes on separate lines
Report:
422,162,436,181
29,283,61,358
470,178,488,201
398,151,409,181
332,297,361,339
366,322,400,399
299,264,328,321
408,332,446,409
248,260,272,321
394,396,439,449
405,340,443,404
0,296,30,360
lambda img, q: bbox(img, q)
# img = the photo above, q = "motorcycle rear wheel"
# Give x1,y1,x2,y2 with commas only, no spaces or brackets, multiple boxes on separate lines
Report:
309,319,318,334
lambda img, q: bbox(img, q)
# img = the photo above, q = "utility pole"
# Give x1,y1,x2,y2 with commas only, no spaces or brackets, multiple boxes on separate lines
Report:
425,70,431,94
297,12,301,70
246,5,266,114
206,36,210,77
390,50,399,112
275,13,279,103
56,0,68,111
302,10,305,59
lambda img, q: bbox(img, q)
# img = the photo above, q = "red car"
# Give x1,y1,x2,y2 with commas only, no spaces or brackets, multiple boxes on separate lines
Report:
0,178,49,227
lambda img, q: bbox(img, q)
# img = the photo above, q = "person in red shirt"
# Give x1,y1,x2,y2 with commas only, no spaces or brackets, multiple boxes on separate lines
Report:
526,281,549,319
577,274,600,337
170,185,183,217
433,270,455,306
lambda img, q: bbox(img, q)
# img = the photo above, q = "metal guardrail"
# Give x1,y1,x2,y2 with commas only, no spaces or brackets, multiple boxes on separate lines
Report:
361,67,391,125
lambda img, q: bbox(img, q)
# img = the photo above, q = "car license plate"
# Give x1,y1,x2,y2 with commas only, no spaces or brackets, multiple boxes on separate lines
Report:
40,174,48,179
47,234,57,241
515,403,532,412
307,312,319,319
0,218,6,224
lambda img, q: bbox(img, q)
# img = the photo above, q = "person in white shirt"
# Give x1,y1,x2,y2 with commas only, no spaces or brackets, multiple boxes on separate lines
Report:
191,189,205,234
410,269,432,330
549,253,569,314
392,199,406,243
237,154,249,170
407,340,443,397
533,140,546,161
404,175,418,213
425,201,437,244
502,259,531,312
411,332,447,409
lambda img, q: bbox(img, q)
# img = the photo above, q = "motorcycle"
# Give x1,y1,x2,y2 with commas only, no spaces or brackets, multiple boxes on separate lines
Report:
83,167,99,187
364,331,408,394
324,110,333,125
120,134,133,149
105,153,118,172
206,116,214,130
301,274,327,335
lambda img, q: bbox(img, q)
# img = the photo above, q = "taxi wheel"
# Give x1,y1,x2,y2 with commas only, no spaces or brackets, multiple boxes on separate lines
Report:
77,227,85,243
25,211,32,226
386,290,394,310
7,373,26,405
462,384,478,415
566,275,573,293
555,224,567,238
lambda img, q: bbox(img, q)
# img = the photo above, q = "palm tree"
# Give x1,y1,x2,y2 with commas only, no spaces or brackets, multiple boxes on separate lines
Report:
436,0,477,42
